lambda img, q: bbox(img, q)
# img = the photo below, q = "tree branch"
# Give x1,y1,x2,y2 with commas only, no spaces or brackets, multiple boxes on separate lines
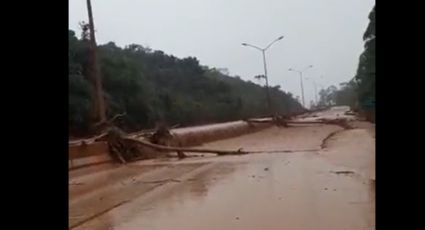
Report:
123,136,248,156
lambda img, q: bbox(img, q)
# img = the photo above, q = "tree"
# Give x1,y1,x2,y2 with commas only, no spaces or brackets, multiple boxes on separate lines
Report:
313,6,375,114
355,6,375,109
68,29,303,136
326,85,338,105
317,85,337,106
335,80,358,109
254,75,266,80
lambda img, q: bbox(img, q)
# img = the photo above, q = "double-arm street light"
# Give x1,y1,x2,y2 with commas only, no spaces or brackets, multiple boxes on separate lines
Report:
306,76,326,107
305,77,318,105
242,35,284,114
288,65,313,107
306,75,326,105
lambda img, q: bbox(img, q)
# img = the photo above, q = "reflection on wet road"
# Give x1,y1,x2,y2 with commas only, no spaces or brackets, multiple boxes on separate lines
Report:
70,107,375,230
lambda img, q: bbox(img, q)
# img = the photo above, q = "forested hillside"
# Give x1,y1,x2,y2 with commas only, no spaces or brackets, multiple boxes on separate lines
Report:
69,30,303,136
316,5,375,113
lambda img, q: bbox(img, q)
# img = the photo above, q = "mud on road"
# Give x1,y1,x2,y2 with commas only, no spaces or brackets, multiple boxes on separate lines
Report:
69,108,375,230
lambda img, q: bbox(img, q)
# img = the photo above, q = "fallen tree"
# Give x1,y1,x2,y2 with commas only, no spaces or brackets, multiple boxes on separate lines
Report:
245,115,288,127
124,136,247,156
102,126,248,164
285,118,353,129
246,116,352,129
71,115,352,164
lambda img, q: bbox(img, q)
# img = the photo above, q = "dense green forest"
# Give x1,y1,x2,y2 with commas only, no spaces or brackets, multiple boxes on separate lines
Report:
69,30,303,136
316,6,375,111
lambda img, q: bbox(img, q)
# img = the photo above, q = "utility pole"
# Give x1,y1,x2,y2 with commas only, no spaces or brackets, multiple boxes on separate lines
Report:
87,0,107,126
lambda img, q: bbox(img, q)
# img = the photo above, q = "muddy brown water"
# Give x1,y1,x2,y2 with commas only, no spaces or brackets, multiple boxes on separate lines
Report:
69,109,375,230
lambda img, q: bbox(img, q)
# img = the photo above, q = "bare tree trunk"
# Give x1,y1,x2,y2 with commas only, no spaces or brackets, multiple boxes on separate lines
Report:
124,136,247,156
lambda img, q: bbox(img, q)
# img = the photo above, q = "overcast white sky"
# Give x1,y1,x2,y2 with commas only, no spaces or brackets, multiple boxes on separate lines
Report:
69,0,374,106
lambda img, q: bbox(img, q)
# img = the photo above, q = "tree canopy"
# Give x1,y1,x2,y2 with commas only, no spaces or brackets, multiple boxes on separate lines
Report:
316,5,375,111
69,30,303,136
355,5,375,108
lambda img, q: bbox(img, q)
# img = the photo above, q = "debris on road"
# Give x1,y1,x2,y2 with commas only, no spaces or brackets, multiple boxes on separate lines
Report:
69,107,375,230
331,170,355,175
134,179,182,184
69,182,84,186
321,130,343,149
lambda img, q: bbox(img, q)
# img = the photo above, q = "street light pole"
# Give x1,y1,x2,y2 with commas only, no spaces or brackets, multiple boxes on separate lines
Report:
242,35,284,115
299,71,305,107
261,50,271,113
288,65,313,108
305,77,318,105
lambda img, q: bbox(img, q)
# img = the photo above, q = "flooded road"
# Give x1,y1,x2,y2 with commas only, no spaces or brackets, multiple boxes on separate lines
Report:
69,107,375,230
